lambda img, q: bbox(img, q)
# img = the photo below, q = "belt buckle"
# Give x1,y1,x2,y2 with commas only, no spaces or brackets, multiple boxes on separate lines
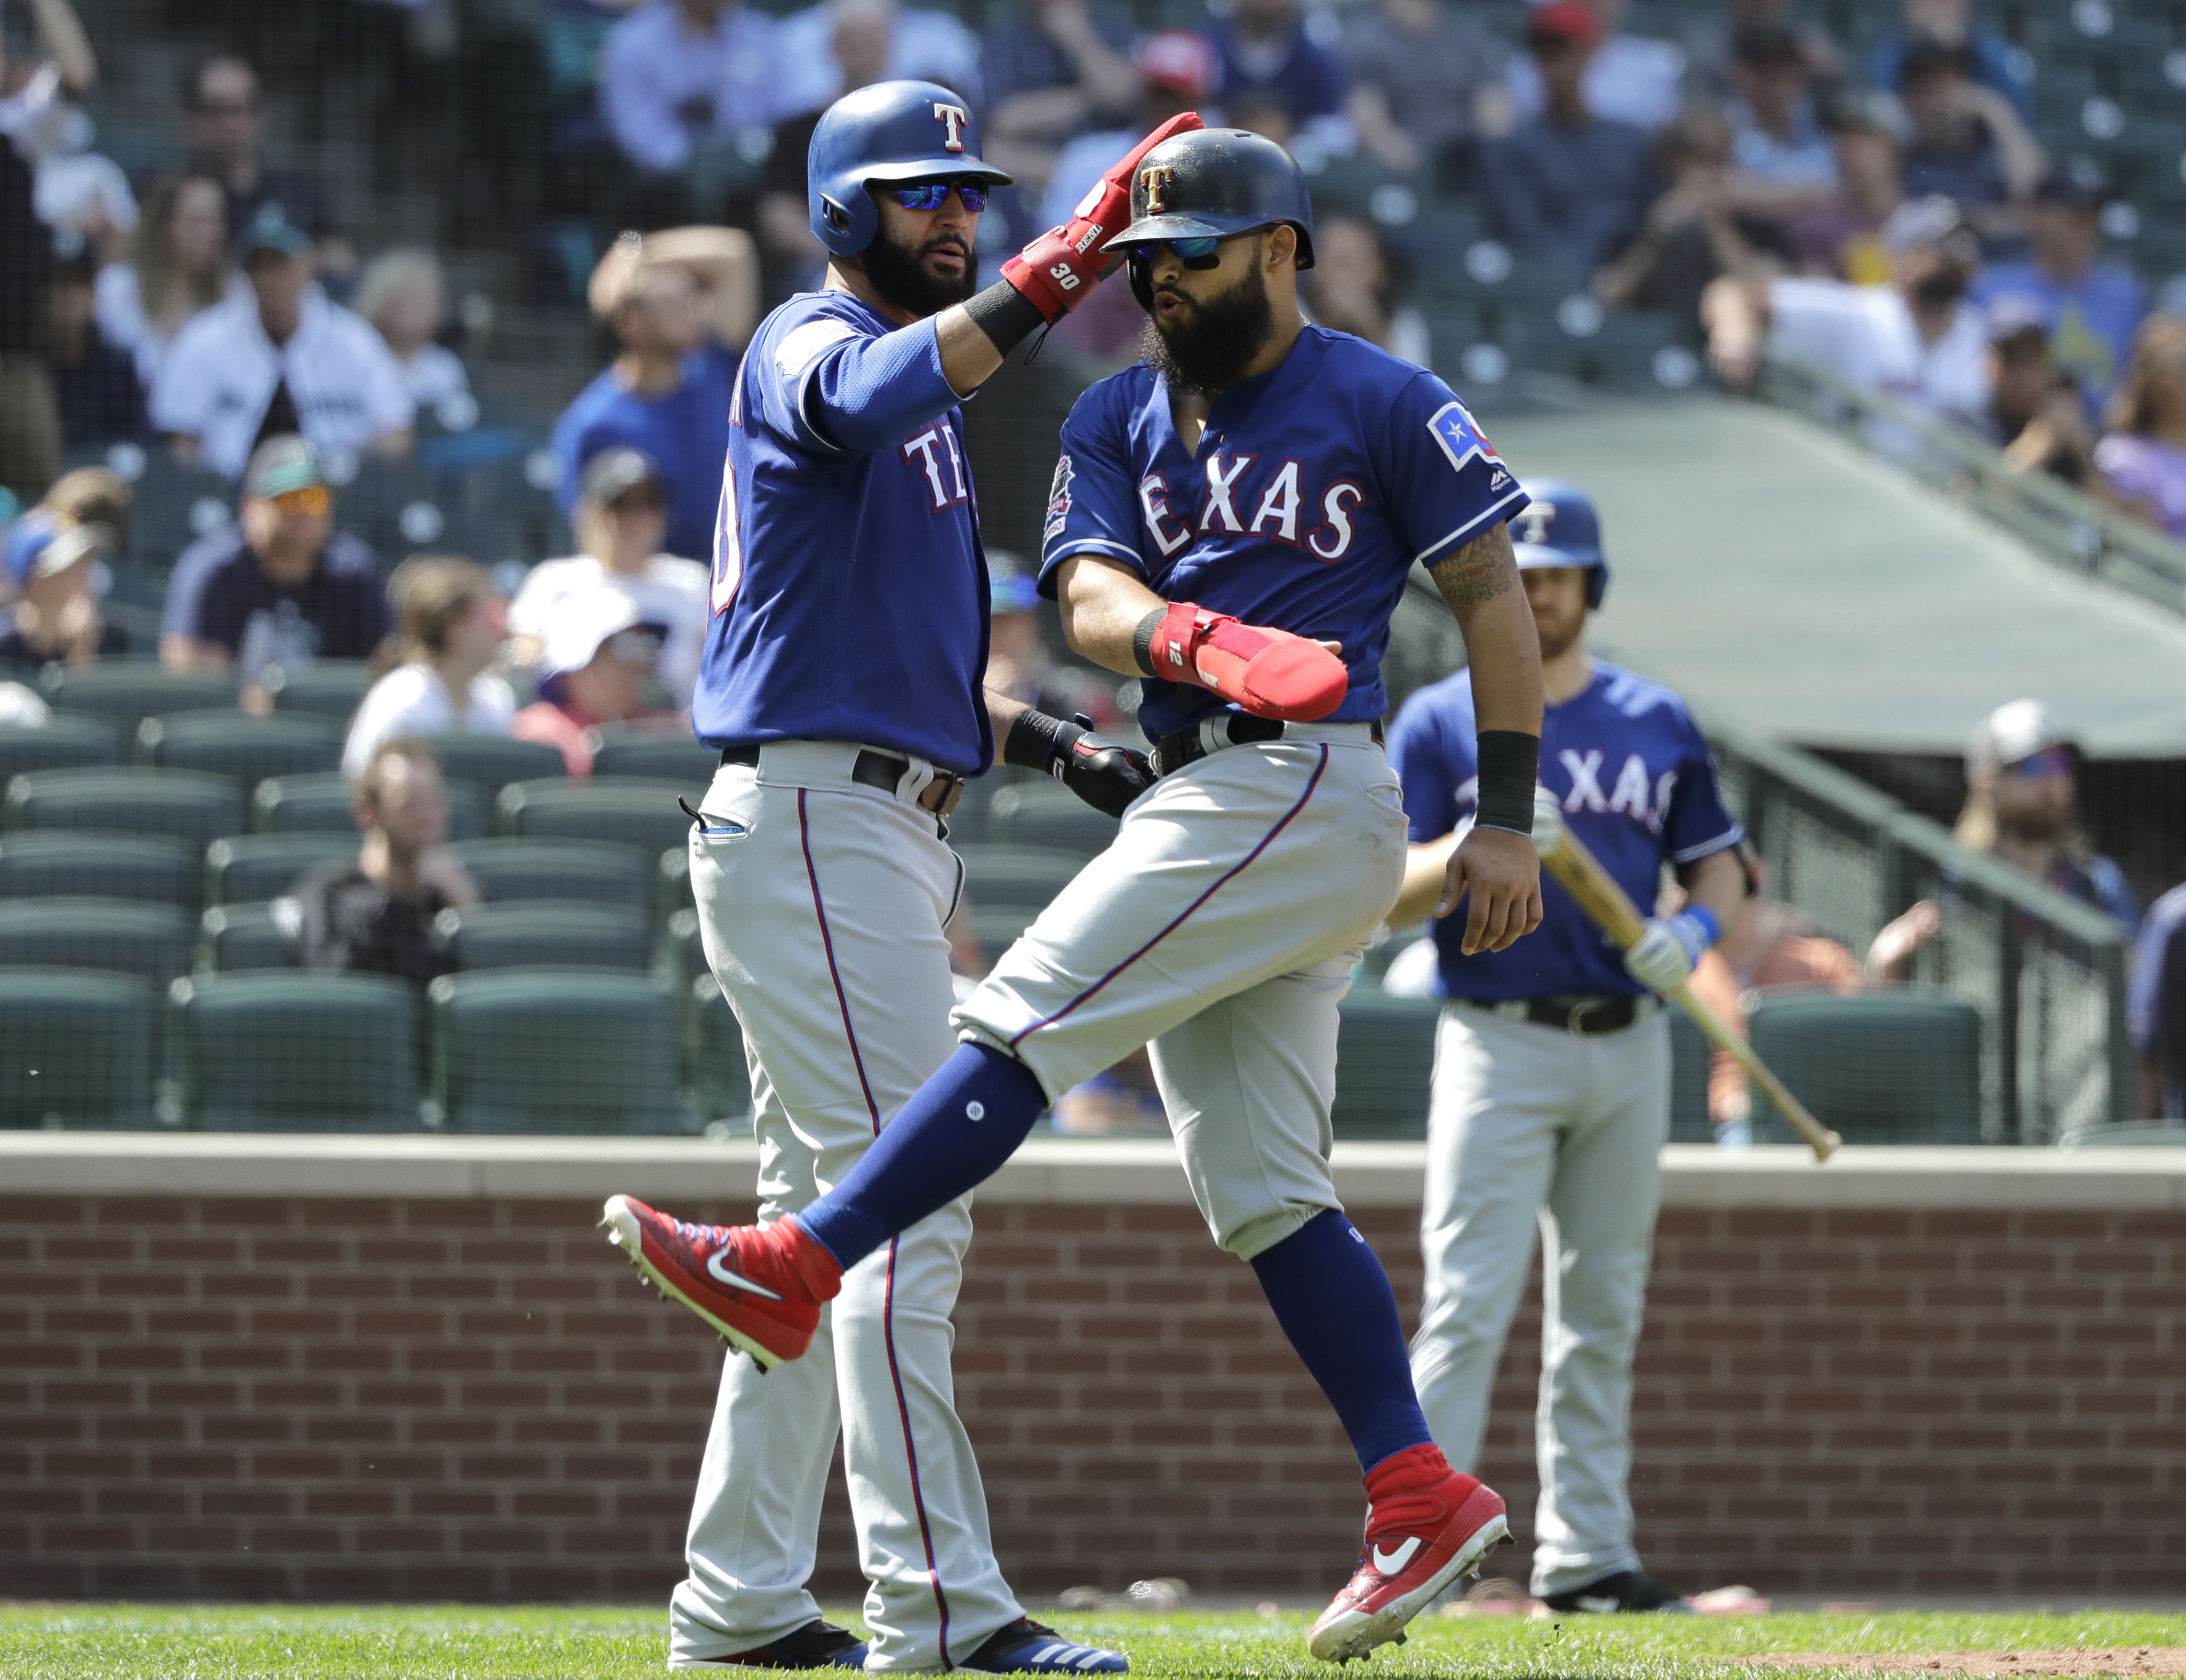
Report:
1566,997,1609,1037
921,771,964,818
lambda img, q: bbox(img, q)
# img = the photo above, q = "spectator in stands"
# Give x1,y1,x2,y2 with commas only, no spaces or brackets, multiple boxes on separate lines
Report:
1506,0,1684,135
1788,89,1905,284
2092,317,2186,545
1973,169,2145,418
1484,4,1658,274
754,2,894,299
1593,105,1769,333
44,249,141,447
2,0,129,269
1702,195,1989,434
1723,20,1835,199
1869,0,2030,123
354,249,473,416
1210,0,1350,157
151,210,415,482
551,226,756,563
598,0,782,218
295,739,478,988
1952,699,2136,928
0,508,124,667
1344,0,1510,188
39,463,129,556
342,557,515,780
511,448,707,709
1681,0,1839,102
982,0,1136,175
94,174,239,393
0,6,71,502
1982,300,2092,486
770,0,983,120
2130,884,2186,1122
511,584,676,775
162,435,390,683
181,56,350,278
1303,215,1431,367
1894,36,2042,239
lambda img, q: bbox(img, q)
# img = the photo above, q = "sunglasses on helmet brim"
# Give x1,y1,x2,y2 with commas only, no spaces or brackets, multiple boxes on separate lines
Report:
889,180,991,212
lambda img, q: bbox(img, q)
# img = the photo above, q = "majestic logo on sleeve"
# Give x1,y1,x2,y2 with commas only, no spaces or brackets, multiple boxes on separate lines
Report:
1513,501,1559,546
1426,399,1503,474
1044,455,1074,542
933,102,970,150
1138,164,1176,214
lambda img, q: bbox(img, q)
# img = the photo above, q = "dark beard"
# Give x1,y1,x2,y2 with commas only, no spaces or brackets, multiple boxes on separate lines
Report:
860,224,977,317
1139,256,1276,396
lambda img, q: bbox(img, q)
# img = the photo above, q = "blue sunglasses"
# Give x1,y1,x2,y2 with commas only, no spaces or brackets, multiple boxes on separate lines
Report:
891,180,991,212
1125,235,1224,268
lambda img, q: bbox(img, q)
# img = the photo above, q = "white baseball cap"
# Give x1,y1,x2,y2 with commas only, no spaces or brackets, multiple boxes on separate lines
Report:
533,585,663,681
1967,698,2069,774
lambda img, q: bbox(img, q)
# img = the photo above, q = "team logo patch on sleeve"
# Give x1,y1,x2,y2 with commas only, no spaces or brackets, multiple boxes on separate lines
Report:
1044,454,1074,541
1426,400,1503,474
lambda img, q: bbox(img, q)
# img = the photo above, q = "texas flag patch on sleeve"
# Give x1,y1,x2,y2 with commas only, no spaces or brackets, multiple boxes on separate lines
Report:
1427,400,1504,475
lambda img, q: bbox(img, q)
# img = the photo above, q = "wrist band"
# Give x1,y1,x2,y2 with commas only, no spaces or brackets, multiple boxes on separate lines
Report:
1679,904,1721,950
1003,707,1065,773
1474,730,1540,837
1131,607,1165,677
963,281,1048,355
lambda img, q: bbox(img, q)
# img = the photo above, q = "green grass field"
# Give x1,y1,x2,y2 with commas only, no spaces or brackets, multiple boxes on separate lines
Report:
3,1607,2182,1680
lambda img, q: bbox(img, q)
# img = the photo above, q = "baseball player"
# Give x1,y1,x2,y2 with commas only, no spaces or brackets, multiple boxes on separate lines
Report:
610,128,1550,1665
601,83,1196,1672
1384,481,1748,1613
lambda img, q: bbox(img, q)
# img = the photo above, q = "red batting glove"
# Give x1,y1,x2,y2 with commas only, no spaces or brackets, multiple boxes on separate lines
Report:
1146,601,1350,723
1000,111,1204,322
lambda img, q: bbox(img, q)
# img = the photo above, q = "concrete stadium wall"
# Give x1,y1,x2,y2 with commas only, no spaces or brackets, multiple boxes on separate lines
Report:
2,1137,2181,1603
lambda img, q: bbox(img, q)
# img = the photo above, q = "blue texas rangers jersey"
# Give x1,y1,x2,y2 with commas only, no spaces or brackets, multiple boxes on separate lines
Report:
1036,327,1528,739
1389,661,1745,1000
694,290,992,774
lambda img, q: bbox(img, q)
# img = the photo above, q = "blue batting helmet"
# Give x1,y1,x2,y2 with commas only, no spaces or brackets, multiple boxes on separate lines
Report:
807,80,1013,258
1508,479,1609,609
1107,127,1316,312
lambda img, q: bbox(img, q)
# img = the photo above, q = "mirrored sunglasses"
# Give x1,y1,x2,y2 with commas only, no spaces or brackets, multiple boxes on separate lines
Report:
1126,235,1224,269
891,180,990,212
271,486,330,517
2005,745,2073,780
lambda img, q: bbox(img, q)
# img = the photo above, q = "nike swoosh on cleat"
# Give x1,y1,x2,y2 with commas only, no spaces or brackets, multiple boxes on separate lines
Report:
704,1250,784,1299
1371,1537,1422,1575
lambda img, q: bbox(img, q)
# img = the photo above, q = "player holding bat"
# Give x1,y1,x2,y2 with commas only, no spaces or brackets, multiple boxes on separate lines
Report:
1384,480,1748,1615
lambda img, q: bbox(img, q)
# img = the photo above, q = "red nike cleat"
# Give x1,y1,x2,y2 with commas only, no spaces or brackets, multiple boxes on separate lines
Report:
599,1195,842,1368
1307,1444,1511,1663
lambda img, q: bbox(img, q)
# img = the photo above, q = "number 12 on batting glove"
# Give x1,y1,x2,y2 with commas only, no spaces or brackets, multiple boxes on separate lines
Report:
1623,906,1721,994
1001,112,1203,321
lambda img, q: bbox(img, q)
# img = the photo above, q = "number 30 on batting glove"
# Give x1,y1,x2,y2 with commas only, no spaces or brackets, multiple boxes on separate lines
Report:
1001,112,1203,321
1623,906,1721,993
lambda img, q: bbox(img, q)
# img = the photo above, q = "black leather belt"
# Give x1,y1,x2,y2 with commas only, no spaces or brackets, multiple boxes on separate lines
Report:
720,744,965,817
1453,994,1651,1036
1150,715,1383,778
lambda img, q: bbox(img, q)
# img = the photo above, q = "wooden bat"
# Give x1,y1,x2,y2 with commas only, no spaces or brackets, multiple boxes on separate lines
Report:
1531,811,1841,1164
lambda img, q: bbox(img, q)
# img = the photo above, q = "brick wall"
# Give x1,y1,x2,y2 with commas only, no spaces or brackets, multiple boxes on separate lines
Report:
2,1149,2181,1602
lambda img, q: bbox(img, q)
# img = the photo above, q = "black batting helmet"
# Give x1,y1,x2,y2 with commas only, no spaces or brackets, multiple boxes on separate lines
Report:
1104,127,1315,312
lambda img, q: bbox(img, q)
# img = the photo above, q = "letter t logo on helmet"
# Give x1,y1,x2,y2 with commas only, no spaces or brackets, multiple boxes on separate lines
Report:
1140,165,1175,215
933,103,969,150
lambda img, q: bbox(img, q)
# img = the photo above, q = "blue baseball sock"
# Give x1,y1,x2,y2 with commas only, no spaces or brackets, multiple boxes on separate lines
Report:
795,1041,1048,1269
1250,1209,1436,1474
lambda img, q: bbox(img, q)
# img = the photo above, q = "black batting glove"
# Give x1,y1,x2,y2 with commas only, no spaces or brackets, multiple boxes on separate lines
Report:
1004,709,1156,819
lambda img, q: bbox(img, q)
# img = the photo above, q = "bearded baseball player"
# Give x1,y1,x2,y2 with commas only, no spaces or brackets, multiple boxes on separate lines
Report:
1385,482,1748,1613
602,82,1193,1672
608,127,1551,1665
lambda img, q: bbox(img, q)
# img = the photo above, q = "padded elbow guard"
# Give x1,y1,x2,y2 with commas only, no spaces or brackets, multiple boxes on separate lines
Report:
1140,602,1349,723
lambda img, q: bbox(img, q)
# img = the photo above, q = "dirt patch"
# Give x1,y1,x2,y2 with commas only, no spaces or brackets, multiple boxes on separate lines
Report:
1753,1650,2186,1678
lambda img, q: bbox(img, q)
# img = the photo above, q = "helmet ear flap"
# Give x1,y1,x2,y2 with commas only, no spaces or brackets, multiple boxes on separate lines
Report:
1127,249,1155,314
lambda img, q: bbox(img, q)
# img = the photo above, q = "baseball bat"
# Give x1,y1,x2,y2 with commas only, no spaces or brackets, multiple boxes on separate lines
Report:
1530,811,1841,1164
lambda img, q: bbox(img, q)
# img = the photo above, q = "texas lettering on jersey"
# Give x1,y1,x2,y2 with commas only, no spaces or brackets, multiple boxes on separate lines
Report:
1137,456,1371,562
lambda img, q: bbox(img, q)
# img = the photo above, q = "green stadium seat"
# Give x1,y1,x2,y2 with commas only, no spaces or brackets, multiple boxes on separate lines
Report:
262,660,373,723
433,900,654,971
1668,1009,1713,1143
452,838,650,912
0,967,154,1128
5,767,243,851
0,897,193,987
199,900,301,972
983,779,1118,857
429,969,690,1134
170,971,421,1132
204,833,358,907
494,777,691,859
137,711,343,783
40,659,237,729
0,833,198,910
1747,987,1984,1145
1330,989,1443,1141
0,714,124,786
590,728,718,784
685,973,753,1125
956,844,1085,911
429,735,567,795
252,771,486,841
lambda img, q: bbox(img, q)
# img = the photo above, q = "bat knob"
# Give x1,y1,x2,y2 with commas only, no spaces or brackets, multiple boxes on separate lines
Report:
1532,786,1564,859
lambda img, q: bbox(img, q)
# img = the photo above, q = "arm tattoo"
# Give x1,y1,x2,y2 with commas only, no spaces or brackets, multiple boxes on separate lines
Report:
1428,521,1518,614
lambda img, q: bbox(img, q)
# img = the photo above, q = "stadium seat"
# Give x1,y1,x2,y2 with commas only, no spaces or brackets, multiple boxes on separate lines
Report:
984,779,1118,857
5,768,243,852
1747,988,1984,1145
0,897,193,988
199,900,301,972
204,833,358,907
0,967,154,1128
252,772,486,841
429,969,690,1133
1330,989,1443,1141
0,714,123,787
40,659,237,730
429,735,567,796
0,833,198,910
685,973,753,1125
956,844,1086,911
170,971,422,1131
432,900,654,972
1668,1009,1714,1143
589,728,718,785
137,711,343,783
495,777,692,859
452,838,650,912
262,660,373,723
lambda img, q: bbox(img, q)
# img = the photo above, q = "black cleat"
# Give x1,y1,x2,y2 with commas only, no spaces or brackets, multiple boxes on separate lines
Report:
683,1619,870,1667
1540,1570,1689,1614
